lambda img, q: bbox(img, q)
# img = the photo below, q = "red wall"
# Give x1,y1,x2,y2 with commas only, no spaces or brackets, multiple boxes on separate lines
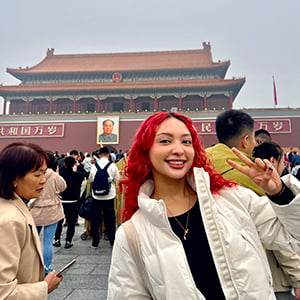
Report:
0,112,299,155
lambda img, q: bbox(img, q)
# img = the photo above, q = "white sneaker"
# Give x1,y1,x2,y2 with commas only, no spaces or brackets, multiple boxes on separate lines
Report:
89,245,98,249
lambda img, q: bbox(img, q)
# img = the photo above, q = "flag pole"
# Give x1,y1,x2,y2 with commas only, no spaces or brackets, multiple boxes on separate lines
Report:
273,76,278,107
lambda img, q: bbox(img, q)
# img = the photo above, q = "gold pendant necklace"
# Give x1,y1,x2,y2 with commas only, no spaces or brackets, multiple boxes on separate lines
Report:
167,199,191,240
167,208,190,240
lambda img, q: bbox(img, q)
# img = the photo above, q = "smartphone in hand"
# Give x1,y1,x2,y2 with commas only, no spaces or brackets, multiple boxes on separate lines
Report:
56,258,77,277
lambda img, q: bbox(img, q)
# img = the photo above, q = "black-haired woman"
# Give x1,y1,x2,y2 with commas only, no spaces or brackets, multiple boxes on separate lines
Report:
0,143,62,299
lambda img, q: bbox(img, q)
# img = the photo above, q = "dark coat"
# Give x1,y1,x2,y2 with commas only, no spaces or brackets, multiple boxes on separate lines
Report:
59,168,85,201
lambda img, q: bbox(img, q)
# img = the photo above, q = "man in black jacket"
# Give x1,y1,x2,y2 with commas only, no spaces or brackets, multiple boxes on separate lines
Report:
53,156,85,249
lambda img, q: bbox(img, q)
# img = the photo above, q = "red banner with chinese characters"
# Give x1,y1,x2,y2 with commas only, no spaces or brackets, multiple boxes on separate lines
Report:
254,119,290,133
0,124,64,138
193,119,291,135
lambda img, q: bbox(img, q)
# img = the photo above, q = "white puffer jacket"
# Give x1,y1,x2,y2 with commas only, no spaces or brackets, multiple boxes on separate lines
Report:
108,168,300,300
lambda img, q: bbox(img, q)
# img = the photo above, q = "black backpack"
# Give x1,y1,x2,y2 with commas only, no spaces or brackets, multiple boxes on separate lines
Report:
79,193,92,220
92,161,112,196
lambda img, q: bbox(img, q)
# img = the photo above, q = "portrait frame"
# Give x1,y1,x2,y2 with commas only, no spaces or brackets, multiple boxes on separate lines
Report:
97,116,119,145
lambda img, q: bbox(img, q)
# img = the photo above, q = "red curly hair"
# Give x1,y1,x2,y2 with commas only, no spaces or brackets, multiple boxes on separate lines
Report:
120,112,236,221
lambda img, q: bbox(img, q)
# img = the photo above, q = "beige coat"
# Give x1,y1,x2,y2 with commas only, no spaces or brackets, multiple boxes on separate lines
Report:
0,195,48,299
30,168,66,226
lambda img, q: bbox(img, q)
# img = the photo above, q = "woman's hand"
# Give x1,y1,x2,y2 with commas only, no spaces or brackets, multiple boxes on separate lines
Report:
44,270,63,294
227,147,283,196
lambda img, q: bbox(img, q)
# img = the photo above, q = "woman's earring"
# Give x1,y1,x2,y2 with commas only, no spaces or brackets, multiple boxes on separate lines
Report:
13,184,17,188
144,163,151,173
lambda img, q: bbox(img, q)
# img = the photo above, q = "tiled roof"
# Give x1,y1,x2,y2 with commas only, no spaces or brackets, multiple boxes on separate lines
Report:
7,43,229,74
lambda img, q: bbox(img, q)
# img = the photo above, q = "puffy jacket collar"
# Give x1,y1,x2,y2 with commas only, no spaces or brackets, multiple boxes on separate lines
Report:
137,168,210,228
138,179,168,228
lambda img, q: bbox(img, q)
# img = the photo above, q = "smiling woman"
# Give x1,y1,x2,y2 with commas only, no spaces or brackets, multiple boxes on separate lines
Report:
0,142,63,299
108,112,300,300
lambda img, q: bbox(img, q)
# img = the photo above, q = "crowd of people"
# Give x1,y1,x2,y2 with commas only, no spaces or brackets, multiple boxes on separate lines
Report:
0,109,300,299
51,148,129,250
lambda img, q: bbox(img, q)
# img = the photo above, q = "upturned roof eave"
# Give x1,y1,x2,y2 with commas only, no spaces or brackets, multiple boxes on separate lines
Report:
6,61,230,78
0,78,245,90
6,44,219,75
0,78,245,97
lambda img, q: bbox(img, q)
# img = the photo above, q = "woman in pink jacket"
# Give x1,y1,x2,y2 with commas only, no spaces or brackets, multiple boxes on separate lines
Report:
30,150,66,275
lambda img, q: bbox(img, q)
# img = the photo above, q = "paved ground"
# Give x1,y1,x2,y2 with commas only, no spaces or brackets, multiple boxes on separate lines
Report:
48,218,112,300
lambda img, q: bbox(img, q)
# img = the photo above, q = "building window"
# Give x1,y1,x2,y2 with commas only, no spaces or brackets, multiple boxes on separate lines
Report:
87,103,95,112
142,102,150,111
113,103,124,112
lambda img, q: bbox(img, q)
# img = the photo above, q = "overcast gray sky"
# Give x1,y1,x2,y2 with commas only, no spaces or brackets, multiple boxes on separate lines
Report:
0,0,299,113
